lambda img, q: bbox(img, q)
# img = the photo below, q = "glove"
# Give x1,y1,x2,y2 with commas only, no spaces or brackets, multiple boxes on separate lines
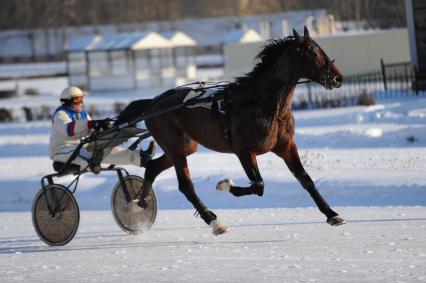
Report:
89,118,111,131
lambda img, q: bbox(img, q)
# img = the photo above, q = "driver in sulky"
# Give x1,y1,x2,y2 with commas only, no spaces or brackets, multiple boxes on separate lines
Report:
49,86,154,173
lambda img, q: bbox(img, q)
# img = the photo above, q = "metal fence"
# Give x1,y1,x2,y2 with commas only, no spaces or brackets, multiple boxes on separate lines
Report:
293,60,420,110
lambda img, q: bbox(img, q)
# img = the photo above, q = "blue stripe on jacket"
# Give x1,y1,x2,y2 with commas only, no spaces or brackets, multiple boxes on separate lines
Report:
52,106,89,137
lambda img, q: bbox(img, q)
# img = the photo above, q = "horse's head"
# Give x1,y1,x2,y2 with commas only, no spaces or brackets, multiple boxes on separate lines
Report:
292,27,343,89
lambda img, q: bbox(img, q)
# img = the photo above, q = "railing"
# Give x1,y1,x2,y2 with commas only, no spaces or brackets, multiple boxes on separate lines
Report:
293,60,420,110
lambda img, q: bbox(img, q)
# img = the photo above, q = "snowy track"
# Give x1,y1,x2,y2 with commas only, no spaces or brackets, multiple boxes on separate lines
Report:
2,88,426,282
1,207,426,282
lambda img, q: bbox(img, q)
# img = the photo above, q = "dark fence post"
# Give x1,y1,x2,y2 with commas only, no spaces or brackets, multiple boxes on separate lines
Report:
414,66,419,95
380,58,387,91
307,83,312,107
405,64,409,94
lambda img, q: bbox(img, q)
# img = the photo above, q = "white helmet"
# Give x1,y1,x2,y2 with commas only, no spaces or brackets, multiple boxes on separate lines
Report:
60,86,86,101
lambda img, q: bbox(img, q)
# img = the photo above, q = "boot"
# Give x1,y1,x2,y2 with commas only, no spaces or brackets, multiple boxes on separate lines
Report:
140,141,155,167
87,159,101,174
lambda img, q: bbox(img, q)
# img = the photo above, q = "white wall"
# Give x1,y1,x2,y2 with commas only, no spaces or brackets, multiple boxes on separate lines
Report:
315,29,411,76
90,77,135,91
224,29,411,79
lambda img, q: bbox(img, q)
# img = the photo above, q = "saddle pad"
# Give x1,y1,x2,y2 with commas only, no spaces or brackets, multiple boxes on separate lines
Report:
182,88,219,109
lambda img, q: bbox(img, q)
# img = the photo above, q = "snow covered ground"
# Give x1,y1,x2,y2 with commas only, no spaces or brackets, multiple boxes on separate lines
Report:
1,80,426,281
1,208,425,282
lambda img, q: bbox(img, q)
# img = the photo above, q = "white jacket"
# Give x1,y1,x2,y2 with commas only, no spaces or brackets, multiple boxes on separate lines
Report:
49,106,93,159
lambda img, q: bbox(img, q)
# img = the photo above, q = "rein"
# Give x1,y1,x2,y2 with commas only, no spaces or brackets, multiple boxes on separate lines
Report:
109,78,312,128
235,79,312,89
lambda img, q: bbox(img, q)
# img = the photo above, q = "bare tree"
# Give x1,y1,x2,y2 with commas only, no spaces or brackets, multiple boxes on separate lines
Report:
0,0,406,33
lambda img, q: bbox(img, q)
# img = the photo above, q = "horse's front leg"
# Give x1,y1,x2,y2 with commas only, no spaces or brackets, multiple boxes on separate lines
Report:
217,150,264,197
174,155,229,235
273,143,345,226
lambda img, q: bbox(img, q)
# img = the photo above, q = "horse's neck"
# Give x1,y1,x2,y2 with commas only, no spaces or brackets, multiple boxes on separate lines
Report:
251,77,299,115
255,58,299,107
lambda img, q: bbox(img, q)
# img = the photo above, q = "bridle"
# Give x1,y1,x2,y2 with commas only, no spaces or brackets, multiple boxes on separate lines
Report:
321,58,336,90
304,40,338,90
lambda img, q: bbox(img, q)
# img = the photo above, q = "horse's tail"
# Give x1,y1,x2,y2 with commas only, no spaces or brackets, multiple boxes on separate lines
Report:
115,99,153,125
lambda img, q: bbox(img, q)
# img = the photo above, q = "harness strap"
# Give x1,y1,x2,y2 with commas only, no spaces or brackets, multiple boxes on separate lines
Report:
211,89,232,142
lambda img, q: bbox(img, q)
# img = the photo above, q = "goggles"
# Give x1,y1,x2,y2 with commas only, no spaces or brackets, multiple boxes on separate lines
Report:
71,97,84,104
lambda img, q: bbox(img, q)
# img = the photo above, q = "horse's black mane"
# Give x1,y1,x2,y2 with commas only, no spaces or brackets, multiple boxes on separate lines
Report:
146,37,297,111
235,36,296,84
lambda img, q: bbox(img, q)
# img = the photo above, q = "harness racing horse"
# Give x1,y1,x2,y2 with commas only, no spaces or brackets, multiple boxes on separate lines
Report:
135,27,345,235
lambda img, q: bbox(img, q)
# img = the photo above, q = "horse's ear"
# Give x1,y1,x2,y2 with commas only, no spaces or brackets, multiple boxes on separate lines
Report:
293,29,304,44
304,26,310,38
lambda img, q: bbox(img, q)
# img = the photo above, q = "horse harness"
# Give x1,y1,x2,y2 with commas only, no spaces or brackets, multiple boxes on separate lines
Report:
182,83,233,141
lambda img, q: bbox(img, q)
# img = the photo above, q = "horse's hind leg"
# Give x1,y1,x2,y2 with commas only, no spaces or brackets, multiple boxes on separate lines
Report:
136,154,173,206
273,142,345,226
172,154,229,235
146,126,228,235
217,150,264,197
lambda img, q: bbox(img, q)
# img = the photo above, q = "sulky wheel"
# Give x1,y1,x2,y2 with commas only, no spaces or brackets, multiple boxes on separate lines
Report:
111,175,157,234
32,184,80,246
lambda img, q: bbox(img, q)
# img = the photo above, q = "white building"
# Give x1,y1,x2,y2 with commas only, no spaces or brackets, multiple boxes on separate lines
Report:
161,31,197,85
65,35,99,89
65,31,199,91
65,31,177,91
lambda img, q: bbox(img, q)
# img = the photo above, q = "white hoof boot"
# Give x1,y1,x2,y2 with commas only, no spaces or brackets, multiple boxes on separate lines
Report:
216,179,235,192
209,220,229,236
127,199,144,214
327,215,346,226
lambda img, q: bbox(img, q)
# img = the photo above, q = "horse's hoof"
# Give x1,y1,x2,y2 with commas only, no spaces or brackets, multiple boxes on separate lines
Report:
209,220,230,236
216,179,235,192
327,215,346,226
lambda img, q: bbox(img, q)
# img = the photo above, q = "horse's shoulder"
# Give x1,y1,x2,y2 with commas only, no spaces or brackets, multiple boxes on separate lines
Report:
277,111,295,135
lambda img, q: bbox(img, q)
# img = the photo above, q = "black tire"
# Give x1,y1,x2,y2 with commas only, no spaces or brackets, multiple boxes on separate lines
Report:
111,175,157,234
32,184,80,246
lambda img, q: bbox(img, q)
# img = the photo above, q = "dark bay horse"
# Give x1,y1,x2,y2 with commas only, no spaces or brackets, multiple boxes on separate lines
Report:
133,27,345,235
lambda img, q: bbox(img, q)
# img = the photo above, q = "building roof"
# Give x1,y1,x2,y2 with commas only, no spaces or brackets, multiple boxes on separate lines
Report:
64,31,172,53
65,35,101,53
0,10,328,58
223,28,262,44
87,32,172,51
140,9,327,47
161,31,197,47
